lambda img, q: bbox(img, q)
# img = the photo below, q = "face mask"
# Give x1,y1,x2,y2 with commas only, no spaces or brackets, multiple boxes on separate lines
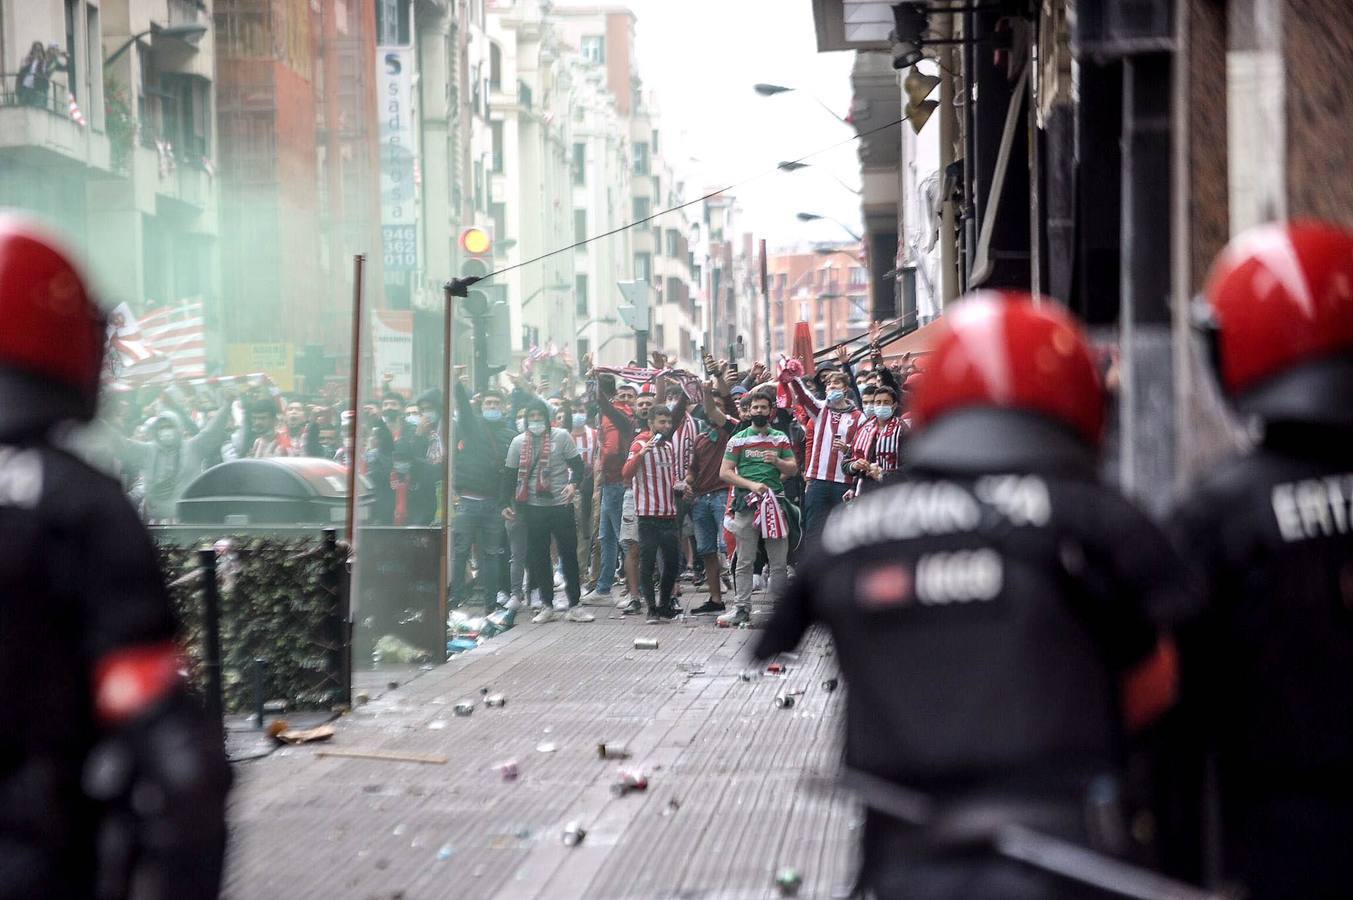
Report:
527,421,547,435
862,404,877,418
405,415,420,429
874,406,894,421
667,401,678,411
572,413,586,430
482,408,503,422
751,413,769,428
826,388,845,404
422,410,439,425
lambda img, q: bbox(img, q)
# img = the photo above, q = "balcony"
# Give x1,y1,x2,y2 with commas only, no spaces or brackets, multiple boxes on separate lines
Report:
0,74,110,170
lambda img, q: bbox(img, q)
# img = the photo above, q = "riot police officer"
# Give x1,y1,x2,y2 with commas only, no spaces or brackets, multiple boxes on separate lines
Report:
757,293,1192,899
1169,221,1353,899
0,216,230,899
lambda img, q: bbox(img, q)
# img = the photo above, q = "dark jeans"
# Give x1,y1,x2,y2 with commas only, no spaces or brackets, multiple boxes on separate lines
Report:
520,502,580,606
449,497,503,610
638,516,679,610
804,478,850,536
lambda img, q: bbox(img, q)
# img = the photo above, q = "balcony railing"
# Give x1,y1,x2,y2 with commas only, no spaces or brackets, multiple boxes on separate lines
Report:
0,72,78,120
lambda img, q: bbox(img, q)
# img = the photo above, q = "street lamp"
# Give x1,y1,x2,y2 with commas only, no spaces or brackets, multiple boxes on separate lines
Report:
753,82,850,127
777,160,862,196
521,281,572,309
796,212,863,243
105,23,208,67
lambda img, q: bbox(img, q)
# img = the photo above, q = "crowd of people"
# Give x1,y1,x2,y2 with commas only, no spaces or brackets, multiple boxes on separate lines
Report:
446,341,921,626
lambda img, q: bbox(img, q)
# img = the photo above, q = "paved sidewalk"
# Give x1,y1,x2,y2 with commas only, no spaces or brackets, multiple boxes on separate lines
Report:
224,591,858,900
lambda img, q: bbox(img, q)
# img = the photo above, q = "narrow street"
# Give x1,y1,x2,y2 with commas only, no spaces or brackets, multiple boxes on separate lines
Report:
224,593,856,900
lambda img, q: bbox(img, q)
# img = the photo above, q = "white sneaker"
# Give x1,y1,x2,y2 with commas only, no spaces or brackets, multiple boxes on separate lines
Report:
563,607,595,623
716,607,750,628
531,607,557,624
529,590,545,610
504,595,523,612
552,594,569,612
752,573,767,591
614,593,632,610
496,591,510,608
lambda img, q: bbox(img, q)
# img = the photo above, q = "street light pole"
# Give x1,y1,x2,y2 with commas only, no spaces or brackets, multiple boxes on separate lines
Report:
796,212,863,243
104,23,207,67
753,83,850,127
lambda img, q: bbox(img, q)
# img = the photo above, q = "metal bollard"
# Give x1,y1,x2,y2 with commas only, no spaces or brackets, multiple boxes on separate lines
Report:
197,546,225,725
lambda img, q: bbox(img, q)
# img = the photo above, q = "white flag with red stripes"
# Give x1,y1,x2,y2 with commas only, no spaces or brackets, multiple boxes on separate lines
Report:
138,300,207,379
67,92,86,127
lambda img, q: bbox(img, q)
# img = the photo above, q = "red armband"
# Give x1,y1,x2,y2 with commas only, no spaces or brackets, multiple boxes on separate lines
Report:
93,640,185,726
1121,636,1179,732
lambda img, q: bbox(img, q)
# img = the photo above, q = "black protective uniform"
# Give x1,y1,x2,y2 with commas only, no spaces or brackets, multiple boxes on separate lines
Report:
0,423,230,898
756,423,1191,899
1168,424,1353,899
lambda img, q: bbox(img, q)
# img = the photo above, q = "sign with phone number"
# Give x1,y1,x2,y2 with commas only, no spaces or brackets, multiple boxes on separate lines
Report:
383,225,417,271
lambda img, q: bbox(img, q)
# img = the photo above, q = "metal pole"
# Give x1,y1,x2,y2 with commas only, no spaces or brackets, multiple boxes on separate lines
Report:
321,527,349,706
439,282,457,660
760,238,772,359
344,254,366,544
937,19,959,306
197,546,225,724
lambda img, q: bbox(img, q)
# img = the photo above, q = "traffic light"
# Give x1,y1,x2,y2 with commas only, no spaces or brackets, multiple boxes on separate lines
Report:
451,225,494,300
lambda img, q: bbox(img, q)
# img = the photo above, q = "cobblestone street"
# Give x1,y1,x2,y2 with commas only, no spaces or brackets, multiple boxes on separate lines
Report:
224,592,857,900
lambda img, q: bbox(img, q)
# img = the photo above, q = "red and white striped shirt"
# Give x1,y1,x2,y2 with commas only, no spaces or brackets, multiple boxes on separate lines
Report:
786,378,860,484
573,425,597,472
670,414,697,482
621,431,678,518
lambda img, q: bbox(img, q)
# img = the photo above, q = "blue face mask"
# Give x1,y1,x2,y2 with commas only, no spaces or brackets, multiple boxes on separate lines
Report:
826,388,845,404
572,413,586,430
874,406,894,422
482,408,503,422
527,421,547,435
862,404,877,419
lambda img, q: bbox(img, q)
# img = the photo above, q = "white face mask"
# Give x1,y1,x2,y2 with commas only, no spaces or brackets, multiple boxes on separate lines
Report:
527,421,547,435
874,406,894,422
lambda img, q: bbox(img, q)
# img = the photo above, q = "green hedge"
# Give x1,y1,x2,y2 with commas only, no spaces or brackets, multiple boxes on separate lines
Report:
160,537,346,713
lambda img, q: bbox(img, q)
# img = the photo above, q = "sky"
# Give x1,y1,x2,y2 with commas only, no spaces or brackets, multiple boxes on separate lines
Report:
556,0,863,251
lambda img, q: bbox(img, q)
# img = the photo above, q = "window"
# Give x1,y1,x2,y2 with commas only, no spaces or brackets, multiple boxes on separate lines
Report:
655,324,666,349
576,337,590,361
666,276,683,308
632,196,650,228
850,266,868,286
490,121,504,173
489,42,502,90
571,142,585,185
581,35,605,64
574,209,587,244
635,252,653,282
632,142,649,175
575,273,589,316
651,128,660,155
664,229,681,257
490,202,507,243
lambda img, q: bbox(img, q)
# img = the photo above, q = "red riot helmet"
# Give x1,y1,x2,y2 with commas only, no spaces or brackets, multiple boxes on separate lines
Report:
907,292,1104,474
1201,220,1353,427
0,214,105,434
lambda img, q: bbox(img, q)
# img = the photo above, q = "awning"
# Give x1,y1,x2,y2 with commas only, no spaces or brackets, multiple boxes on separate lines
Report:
878,317,945,363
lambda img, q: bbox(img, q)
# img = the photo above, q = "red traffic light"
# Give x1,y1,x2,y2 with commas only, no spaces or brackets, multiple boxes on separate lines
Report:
459,226,492,256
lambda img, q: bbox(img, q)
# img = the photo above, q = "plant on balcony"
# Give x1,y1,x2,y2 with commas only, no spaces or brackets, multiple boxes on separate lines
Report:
104,72,135,173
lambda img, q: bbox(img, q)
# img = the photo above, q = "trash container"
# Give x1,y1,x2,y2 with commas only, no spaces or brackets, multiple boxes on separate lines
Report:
177,458,371,525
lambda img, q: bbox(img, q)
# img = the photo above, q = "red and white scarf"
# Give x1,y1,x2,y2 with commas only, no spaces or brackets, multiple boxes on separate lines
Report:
515,428,553,502
746,489,789,540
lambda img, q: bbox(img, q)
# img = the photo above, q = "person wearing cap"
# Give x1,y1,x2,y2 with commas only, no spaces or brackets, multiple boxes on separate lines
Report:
756,293,1191,898
1166,222,1353,897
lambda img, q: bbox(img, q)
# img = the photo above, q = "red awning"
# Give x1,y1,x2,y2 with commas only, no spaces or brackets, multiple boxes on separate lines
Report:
878,317,944,364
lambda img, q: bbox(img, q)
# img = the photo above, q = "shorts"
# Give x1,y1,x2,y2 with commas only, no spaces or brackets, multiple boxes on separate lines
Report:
620,486,638,546
690,489,729,558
